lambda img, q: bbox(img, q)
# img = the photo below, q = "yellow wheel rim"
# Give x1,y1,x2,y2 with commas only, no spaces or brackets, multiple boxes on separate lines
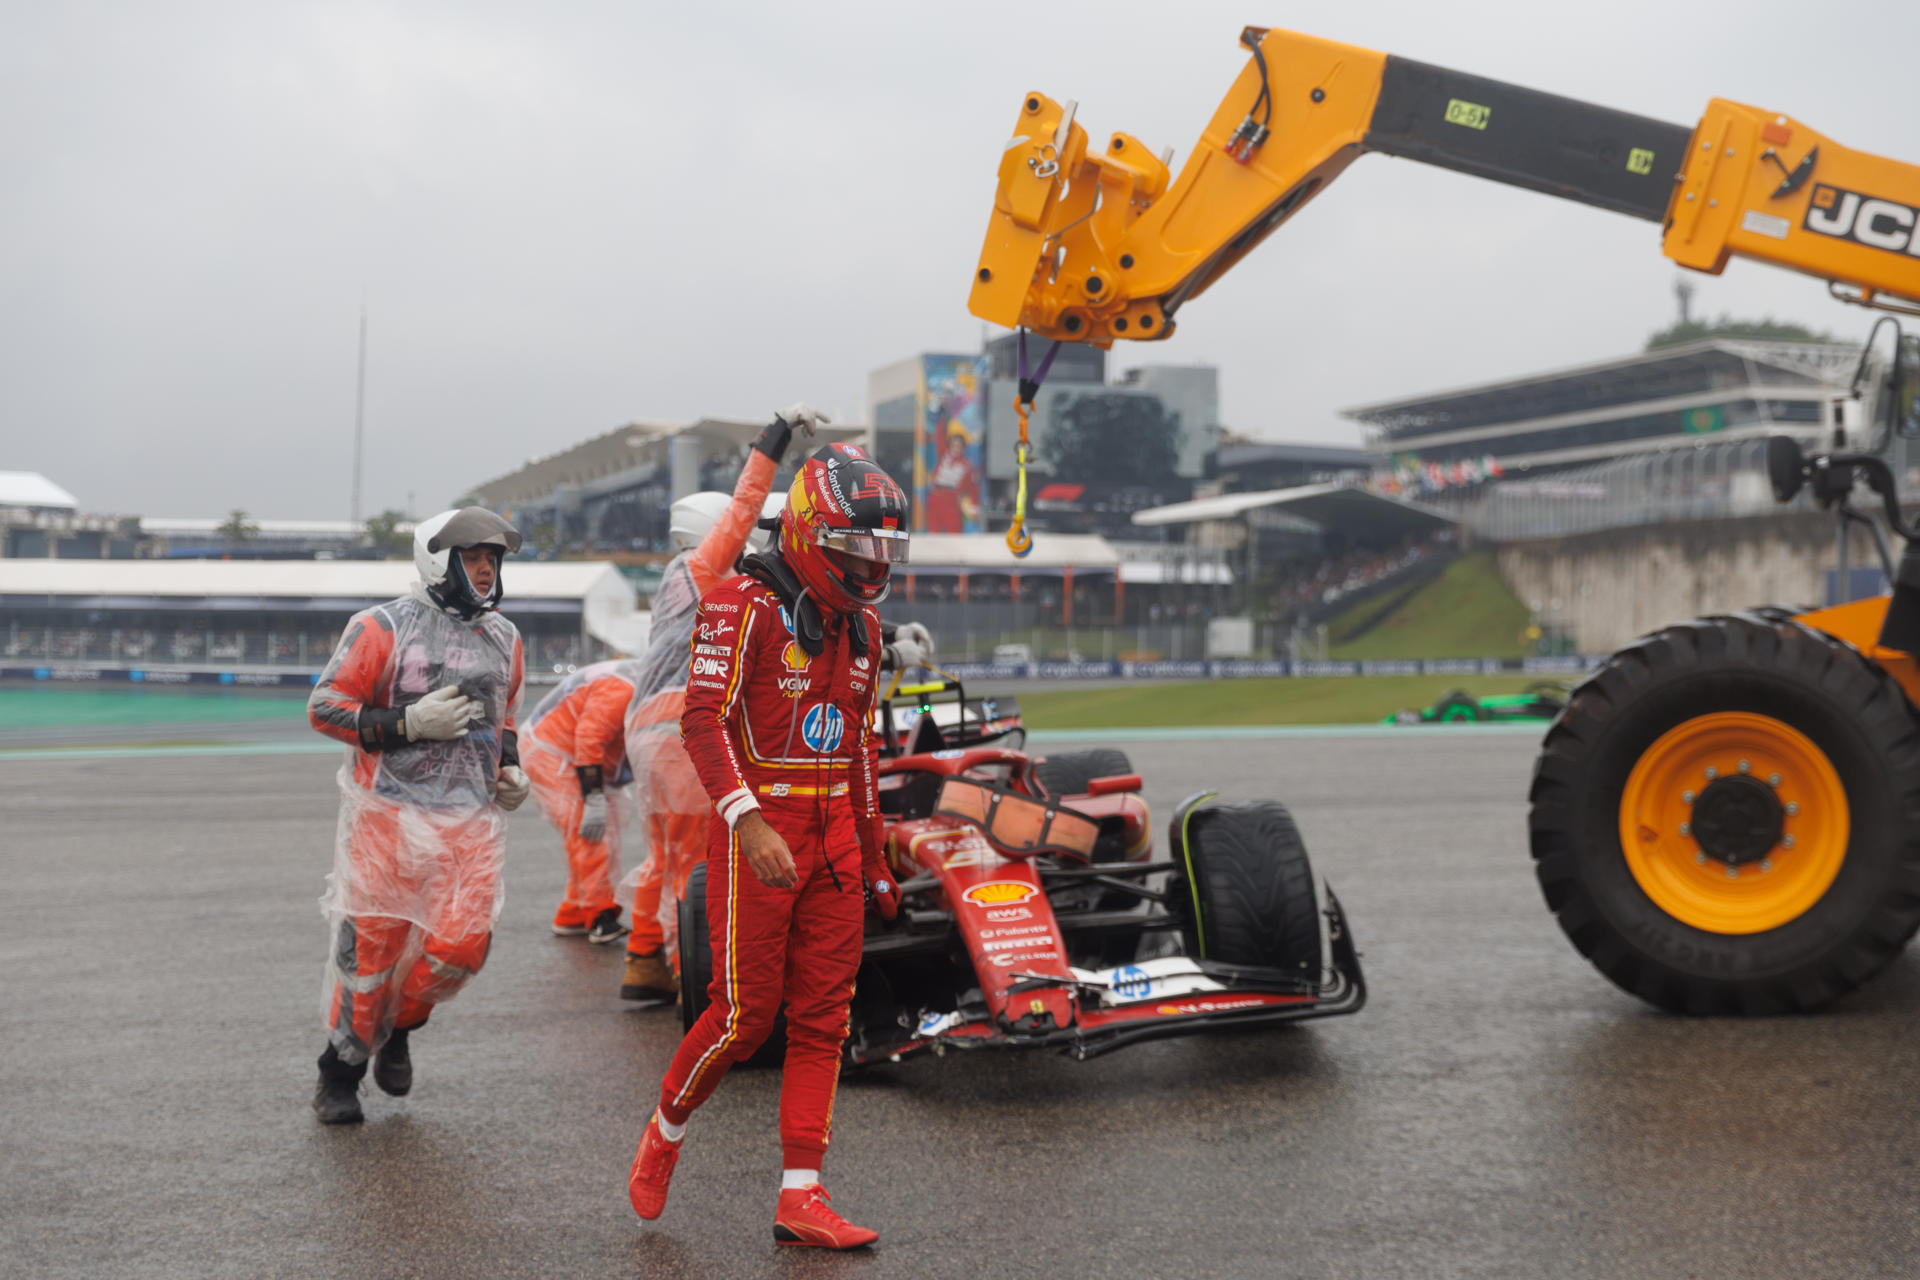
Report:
1618,711,1848,934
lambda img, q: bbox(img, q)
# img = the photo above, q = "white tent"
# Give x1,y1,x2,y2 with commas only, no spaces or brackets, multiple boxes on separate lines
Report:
0,472,79,511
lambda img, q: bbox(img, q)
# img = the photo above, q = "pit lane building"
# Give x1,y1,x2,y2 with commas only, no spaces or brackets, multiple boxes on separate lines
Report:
0,559,643,684
1345,339,1858,473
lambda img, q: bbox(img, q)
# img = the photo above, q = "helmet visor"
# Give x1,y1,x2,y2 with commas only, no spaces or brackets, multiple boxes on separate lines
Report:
815,526,910,564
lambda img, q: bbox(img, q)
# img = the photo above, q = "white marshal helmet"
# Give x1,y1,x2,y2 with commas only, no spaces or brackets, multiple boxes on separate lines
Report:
668,491,731,553
413,507,523,618
748,491,786,554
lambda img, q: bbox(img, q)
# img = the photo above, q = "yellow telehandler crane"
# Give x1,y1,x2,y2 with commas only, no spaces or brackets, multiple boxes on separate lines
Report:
969,27,1920,1014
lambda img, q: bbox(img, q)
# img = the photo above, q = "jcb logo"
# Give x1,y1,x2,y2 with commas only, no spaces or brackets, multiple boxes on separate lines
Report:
1804,184,1920,256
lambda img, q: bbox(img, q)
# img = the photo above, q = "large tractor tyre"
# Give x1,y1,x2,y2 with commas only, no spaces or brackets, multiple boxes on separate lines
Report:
1172,801,1322,979
1529,611,1920,1014
1033,749,1134,799
676,862,786,1064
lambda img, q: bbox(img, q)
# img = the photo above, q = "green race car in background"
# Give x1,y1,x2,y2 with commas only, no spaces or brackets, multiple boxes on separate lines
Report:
1385,681,1570,726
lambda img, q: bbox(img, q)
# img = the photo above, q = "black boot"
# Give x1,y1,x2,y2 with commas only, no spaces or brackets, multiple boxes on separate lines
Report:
313,1044,366,1125
373,1023,418,1097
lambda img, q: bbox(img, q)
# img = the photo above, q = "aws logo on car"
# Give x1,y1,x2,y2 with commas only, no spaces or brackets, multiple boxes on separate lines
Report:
961,880,1038,907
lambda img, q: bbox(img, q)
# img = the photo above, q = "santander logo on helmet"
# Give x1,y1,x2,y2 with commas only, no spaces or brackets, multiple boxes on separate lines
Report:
778,444,910,615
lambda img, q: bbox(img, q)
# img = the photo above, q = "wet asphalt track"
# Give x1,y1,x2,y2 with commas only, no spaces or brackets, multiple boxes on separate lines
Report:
5,727,1920,1279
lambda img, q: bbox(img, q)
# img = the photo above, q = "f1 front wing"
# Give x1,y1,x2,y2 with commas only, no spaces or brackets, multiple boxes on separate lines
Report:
847,889,1365,1065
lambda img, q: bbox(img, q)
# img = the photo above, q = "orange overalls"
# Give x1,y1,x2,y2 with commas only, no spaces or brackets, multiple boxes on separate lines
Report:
524,662,637,929
309,591,524,1063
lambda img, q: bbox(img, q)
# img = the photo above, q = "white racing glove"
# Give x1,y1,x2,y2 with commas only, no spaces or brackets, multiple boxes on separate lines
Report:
578,790,609,842
404,686,482,741
495,766,530,811
776,402,830,438
884,621,935,672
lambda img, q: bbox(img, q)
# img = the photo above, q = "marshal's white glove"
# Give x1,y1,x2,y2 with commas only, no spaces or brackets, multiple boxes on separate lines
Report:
578,790,609,842
885,621,935,672
404,686,482,741
776,402,830,438
495,766,530,811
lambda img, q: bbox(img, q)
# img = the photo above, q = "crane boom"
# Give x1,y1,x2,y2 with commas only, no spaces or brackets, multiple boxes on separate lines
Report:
968,26,1920,346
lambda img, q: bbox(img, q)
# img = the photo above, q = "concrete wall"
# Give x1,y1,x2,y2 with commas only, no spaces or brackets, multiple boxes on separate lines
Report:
1494,512,1882,653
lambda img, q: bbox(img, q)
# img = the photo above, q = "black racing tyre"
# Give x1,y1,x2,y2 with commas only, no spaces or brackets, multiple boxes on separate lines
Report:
1529,611,1920,1014
1172,801,1322,978
677,863,712,1035
1033,749,1134,799
675,862,785,1063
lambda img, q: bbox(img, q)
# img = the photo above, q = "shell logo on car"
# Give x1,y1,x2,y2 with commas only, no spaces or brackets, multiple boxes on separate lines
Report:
781,642,809,674
961,880,1038,907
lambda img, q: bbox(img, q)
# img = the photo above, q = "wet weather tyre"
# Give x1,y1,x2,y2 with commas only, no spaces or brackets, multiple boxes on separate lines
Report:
1529,611,1920,1014
1034,749,1134,799
676,862,785,1063
677,863,712,1035
1174,801,1322,980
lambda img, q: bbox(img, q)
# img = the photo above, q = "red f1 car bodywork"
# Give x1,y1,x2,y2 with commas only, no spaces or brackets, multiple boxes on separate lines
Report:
680,681,1364,1063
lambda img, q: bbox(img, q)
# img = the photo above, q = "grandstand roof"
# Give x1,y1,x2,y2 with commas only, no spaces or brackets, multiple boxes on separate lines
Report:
0,558,631,615
901,533,1119,573
0,472,79,511
465,421,681,508
1131,483,1454,542
1215,440,1372,471
140,517,384,537
466,417,869,510
1343,339,1859,447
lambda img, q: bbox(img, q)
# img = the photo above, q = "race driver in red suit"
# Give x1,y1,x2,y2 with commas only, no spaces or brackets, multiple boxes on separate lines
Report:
627,442,909,1249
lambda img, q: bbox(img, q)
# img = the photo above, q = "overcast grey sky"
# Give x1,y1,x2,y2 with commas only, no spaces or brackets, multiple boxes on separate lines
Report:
6,1,1918,519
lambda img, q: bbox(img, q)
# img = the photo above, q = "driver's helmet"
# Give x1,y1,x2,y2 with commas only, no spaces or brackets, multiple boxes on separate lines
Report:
778,443,909,614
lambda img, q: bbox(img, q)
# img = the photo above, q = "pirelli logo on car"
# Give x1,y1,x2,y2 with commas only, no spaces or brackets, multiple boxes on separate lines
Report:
1804,184,1920,256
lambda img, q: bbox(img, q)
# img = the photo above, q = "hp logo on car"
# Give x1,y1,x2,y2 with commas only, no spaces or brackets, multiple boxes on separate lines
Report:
801,704,844,752
1113,965,1152,999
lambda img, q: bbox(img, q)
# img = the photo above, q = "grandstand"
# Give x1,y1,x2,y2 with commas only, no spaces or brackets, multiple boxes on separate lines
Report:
463,417,866,556
0,559,640,683
1346,339,1858,472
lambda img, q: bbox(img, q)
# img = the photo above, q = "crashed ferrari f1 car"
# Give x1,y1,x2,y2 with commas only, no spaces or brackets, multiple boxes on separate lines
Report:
678,679,1363,1063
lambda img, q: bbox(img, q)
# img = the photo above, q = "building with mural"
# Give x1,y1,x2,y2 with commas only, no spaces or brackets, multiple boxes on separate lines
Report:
868,338,1221,539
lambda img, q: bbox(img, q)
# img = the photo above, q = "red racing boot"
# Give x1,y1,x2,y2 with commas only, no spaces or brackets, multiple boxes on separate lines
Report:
774,1184,878,1249
627,1112,681,1220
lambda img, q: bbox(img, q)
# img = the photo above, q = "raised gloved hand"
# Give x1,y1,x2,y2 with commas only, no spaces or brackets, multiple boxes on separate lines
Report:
578,790,608,842
404,686,481,741
883,621,934,672
495,765,530,811
776,402,830,438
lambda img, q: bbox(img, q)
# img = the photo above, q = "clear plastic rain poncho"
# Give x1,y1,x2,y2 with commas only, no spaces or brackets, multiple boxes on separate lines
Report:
618,550,713,958
521,657,643,892
315,591,521,1041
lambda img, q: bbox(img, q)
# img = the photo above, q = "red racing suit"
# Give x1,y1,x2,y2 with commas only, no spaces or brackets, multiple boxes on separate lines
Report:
624,446,780,959
525,661,638,924
654,571,882,1171
308,589,524,1064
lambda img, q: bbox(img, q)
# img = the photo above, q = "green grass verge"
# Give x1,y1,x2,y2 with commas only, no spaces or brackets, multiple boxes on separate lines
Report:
1013,675,1557,729
1324,551,1533,661
0,687,310,729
